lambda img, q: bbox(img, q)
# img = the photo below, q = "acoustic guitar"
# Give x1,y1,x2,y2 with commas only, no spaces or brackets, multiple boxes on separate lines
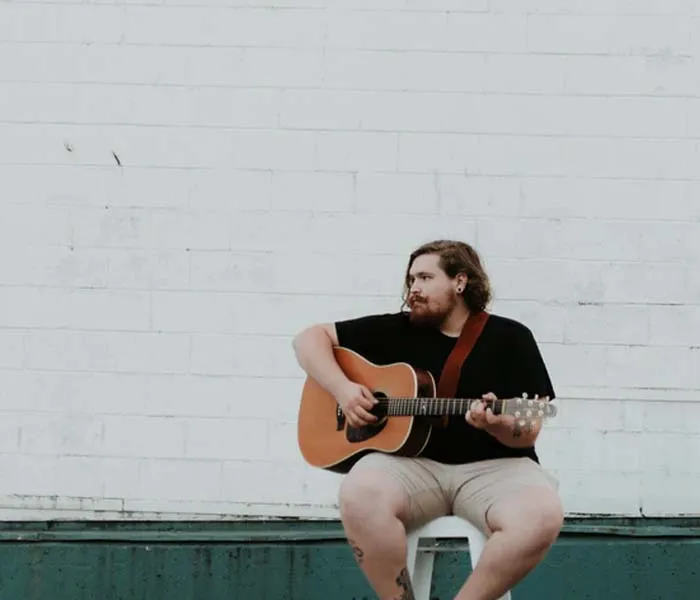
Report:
297,347,557,473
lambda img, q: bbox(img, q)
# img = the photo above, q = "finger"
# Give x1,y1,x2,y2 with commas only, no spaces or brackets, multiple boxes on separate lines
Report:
485,408,500,425
482,392,497,401
361,386,378,404
358,395,376,411
355,406,377,423
470,400,485,417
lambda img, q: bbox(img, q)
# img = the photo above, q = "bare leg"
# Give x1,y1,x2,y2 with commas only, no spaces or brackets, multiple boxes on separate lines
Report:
455,486,563,600
339,469,416,600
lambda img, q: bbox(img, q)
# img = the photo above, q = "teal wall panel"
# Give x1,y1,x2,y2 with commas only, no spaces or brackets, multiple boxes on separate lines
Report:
0,519,698,600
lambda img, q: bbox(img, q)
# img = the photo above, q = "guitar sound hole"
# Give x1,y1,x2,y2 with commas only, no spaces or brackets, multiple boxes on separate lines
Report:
346,390,388,443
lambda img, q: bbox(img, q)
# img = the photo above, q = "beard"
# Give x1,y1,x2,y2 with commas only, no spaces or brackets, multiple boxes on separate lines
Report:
408,293,458,328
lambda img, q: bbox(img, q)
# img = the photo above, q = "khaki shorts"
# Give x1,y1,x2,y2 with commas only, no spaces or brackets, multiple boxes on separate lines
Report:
348,453,559,535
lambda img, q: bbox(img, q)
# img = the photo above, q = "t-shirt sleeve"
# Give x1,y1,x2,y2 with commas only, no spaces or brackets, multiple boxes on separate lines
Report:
507,325,556,402
334,312,402,364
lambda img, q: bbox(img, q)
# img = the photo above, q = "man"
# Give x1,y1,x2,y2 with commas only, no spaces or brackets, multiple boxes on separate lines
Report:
292,240,563,600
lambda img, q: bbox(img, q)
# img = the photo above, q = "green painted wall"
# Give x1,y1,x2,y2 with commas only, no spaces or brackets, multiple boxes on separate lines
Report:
0,518,698,600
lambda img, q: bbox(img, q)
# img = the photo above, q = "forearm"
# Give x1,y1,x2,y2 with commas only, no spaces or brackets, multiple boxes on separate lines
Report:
292,327,349,396
485,422,541,448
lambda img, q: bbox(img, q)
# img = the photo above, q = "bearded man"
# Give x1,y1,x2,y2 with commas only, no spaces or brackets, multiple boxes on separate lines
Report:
293,240,563,600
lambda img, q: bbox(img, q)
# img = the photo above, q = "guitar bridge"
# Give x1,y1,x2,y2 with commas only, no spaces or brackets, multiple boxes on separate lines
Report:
336,406,345,431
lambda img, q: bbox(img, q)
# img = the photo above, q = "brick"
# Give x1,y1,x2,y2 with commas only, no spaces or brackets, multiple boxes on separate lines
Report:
325,10,448,51
437,176,521,217
1,83,281,130
443,13,528,52
231,130,315,170
563,470,641,515
151,290,320,336
324,50,489,93
527,15,693,56
190,334,297,377
649,305,700,347
221,460,312,504
269,171,354,213
490,300,566,344
149,209,231,251
0,419,21,453
241,47,323,87
398,133,480,173
355,173,438,214
279,89,364,130
520,179,700,221
138,458,223,502
185,418,268,460
19,413,104,456
405,0,490,11
315,131,398,171
563,304,649,346
0,4,125,43
538,342,609,388
486,258,605,304
599,262,687,304
0,204,74,247
0,455,104,497
563,55,696,96
643,474,700,515
24,331,190,374
192,169,272,212
125,6,326,48
606,346,694,389
494,0,695,15
266,420,304,464
0,287,151,331
478,136,695,179
102,416,186,458
482,55,568,94
0,330,26,369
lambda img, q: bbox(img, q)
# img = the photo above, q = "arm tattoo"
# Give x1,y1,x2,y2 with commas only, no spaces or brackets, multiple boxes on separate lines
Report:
512,422,522,438
348,539,364,565
394,567,416,600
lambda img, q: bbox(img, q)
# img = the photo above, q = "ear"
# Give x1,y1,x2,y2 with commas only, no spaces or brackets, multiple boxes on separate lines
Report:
455,273,468,293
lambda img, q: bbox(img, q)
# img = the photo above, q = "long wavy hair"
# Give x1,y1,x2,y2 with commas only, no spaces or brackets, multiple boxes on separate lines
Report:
401,240,492,313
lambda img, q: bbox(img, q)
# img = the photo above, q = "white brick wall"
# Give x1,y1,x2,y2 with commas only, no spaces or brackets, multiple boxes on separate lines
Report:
0,0,698,520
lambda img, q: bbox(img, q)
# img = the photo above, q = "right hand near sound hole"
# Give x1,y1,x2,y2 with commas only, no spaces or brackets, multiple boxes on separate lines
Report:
335,381,378,427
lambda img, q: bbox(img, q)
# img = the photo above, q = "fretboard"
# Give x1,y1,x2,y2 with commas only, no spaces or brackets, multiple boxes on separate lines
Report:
376,397,504,417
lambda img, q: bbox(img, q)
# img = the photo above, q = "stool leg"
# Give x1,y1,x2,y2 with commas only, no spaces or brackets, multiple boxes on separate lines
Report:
406,533,419,579
467,533,486,570
411,547,435,600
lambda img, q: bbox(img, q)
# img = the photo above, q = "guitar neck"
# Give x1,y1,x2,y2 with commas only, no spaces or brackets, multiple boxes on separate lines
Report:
376,397,505,417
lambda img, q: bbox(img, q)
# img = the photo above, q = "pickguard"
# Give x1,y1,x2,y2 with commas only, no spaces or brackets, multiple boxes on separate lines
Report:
346,418,388,443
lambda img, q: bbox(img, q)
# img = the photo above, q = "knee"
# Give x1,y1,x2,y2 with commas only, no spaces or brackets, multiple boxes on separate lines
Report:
338,470,407,531
494,488,563,551
529,493,564,548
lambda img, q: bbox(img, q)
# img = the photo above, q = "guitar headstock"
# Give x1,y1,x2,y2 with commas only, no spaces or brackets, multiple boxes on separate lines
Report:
499,394,557,433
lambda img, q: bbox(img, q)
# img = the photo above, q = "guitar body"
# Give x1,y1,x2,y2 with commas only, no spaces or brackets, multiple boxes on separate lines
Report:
297,347,437,473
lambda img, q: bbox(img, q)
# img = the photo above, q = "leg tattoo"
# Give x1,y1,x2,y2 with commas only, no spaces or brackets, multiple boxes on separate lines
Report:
395,567,416,600
348,538,364,565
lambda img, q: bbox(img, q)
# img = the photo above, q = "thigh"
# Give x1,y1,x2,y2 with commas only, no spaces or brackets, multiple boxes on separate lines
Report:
347,452,451,531
450,457,559,536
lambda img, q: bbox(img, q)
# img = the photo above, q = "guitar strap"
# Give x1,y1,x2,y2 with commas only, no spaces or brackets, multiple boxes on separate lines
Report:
435,310,490,426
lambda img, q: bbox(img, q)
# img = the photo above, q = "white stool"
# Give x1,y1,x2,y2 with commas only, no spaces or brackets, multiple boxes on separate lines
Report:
406,515,512,600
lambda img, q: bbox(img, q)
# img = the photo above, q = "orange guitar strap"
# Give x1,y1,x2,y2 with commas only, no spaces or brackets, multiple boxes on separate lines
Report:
435,310,490,425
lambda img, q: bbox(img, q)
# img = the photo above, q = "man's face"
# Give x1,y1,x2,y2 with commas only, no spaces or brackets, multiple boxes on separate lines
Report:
406,253,461,327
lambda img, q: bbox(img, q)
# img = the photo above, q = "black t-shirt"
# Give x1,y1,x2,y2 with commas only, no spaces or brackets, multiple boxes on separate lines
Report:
334,311,555,465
